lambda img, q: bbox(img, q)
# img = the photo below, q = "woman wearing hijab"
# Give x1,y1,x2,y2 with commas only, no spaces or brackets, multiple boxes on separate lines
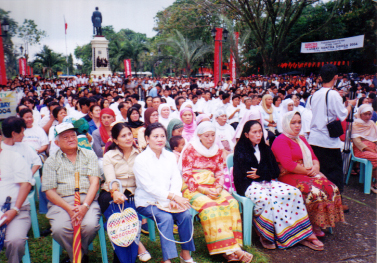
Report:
272,111,344,237
158,103,172,128
196,114,210,125
276,98,294,133
233,120,324,251
127,107,144,140
180,107,196,142
181,122,253,263
351,104,377,193
137,107,159,150
213,109,235,153
233,108,269,144
260,94,278,133
166,119,184,151
93,108,116,158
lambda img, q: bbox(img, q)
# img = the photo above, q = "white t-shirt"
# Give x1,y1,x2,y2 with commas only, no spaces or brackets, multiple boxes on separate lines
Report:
1,141,42,168
33,109,41,127
0,149,34,208
226,104,241,124
308,88,348,148
23,126,49,151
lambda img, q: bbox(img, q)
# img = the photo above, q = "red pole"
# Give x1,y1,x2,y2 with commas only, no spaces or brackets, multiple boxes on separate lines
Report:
0,24,7,85
214,28,223,87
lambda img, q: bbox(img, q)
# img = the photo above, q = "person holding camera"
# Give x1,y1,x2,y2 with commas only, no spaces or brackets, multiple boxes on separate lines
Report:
308,64,356,197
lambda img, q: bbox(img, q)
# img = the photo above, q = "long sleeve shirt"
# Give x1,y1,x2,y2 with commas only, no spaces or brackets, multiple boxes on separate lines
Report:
133,146,183,208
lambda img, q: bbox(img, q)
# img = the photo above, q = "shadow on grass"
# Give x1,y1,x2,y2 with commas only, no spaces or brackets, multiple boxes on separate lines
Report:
0,205,270,263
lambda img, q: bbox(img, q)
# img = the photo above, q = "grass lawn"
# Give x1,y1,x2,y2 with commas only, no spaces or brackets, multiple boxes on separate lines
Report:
0,202,270,263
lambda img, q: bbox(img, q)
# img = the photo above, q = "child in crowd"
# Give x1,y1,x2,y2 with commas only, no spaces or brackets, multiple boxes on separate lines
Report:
170,135,185,163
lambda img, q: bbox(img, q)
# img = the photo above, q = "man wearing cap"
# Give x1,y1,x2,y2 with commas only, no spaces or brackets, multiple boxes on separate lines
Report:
42,123,101,263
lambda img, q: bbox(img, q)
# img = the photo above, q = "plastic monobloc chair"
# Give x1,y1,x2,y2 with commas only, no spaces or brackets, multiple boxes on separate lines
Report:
52,216,108,263
226,154,255,246
27,187,40,238
22,240,31,263
346,145,373,194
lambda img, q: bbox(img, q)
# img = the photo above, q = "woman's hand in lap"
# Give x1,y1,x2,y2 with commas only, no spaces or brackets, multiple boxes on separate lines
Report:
173,195,191,210
306,164,320,177
113,191,127,204
247,168,260,179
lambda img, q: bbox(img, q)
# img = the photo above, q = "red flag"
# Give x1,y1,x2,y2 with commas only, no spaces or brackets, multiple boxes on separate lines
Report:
124,59,132,77
64,17,68,34
73,172,82,263
230,32,239,83
214,28,223,85
30,67,33,76
19,58,27,75
0,24,7,85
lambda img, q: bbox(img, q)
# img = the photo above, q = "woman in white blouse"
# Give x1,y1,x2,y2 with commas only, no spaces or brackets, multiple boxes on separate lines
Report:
133,123,196,263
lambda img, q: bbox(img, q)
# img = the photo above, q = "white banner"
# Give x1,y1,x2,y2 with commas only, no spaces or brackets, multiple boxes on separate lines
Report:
0,91,17,119
301,35,364,53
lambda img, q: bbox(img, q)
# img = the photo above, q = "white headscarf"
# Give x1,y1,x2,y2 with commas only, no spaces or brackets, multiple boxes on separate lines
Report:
178,122,219,171
352,104,377,142
277,99,294,133
158,103,171,128
282,111,313,168
180,101,194,112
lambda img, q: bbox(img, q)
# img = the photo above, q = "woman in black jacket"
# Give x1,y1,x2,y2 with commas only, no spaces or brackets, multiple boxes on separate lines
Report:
233,120,324,251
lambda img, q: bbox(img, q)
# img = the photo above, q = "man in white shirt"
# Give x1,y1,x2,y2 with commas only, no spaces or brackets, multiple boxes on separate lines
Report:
115,102,131,122
226,95,241,129
109,96,123,116
308,64,356,194
292,94,305,113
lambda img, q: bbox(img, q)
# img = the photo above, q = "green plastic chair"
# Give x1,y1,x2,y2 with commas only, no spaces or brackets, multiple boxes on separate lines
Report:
27,187,40,238
346,144,373,194
226,153,254,246
51,216,108,263
22,240,31,263
141,216,157,242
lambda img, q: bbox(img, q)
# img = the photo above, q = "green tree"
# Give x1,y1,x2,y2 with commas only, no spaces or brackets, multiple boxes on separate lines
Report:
159,30,213,77
0,9,19,77
31,45,66,77
18,19,47,61
74,43,92,75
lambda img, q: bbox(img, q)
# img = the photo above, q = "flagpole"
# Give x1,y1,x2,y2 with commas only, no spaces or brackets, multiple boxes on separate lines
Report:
64,16,68,75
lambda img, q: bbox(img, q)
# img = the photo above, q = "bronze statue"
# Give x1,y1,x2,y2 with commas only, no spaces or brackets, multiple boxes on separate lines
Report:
92,7,102,36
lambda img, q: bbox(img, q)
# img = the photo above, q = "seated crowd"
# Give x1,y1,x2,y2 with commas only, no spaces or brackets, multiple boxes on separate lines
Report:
1,65,377,263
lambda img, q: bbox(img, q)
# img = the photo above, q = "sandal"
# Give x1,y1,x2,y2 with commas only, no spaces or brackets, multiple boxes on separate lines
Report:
260,236,276,249
238,251,253,263
300,237,324,251
313,229,325,237
223,253,239,262
179,256,196,263
138,251,151,262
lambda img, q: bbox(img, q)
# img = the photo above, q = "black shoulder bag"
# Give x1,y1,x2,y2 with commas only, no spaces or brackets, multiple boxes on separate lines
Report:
326,90,344,138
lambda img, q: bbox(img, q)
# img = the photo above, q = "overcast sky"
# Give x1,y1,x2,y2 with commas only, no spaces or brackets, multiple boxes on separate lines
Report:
1,0,175,62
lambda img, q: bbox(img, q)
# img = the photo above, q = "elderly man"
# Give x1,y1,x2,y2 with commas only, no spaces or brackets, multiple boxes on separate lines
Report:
42,123,101,263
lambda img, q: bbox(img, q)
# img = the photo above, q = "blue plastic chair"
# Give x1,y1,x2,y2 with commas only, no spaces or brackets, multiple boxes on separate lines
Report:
34,169,42,200
52,216,108,263
27,188,40,238
141,216,157,242
22,240,31,263
346,144,373,194
226,154,254,246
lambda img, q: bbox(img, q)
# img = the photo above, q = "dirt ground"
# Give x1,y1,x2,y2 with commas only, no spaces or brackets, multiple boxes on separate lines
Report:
258,173,377,263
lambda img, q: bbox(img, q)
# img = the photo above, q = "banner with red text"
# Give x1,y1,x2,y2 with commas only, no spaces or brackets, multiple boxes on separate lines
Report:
301,35,364,53
124,59,132,77
0,26,7,85
214,28,223,86
0,91,17,119
19,58,27,75
230,32,239,83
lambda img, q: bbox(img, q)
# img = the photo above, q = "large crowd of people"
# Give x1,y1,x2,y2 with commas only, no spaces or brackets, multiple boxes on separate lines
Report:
1,65,377,263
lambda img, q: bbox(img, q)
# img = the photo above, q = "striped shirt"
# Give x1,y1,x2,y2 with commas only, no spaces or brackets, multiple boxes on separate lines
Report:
42,147,100,197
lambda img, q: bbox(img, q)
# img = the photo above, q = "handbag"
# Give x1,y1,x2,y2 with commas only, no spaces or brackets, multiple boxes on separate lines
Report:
325,90,344,138
106,180,139,247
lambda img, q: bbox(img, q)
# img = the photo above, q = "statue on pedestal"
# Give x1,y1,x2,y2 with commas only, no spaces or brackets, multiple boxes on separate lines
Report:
92,7,102,36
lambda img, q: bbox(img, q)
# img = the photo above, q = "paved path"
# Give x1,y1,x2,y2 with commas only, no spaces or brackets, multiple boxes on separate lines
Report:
258,174,376,263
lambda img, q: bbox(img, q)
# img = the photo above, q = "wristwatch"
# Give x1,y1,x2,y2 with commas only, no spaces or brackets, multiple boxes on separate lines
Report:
83,202,90,210
11,206,20,215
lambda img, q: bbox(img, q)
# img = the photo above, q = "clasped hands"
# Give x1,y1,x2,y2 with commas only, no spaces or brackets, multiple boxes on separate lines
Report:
247,168,260,179
306,164,320,177
198,186,222,200
68,204,89,227
169,195,191,210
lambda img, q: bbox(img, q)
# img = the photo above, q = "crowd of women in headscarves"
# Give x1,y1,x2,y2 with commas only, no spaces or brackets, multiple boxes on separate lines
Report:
11,71,377,263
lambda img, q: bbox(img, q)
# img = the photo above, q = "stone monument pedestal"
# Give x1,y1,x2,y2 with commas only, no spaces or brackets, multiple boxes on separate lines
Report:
90,36,112,77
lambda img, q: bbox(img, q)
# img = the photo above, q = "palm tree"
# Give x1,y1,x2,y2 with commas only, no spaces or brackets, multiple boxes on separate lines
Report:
125,35,149,76
109,40,130,72
159,30,213,77
31,45,66,77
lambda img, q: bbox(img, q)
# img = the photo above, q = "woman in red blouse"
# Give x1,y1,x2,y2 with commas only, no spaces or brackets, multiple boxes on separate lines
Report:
272,111,344,237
